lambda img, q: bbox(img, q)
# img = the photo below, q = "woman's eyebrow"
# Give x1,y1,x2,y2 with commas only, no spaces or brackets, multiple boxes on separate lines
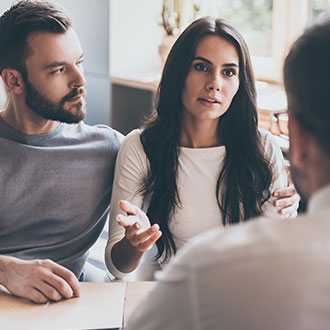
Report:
193,56,212,64
223,63,239,68
193,56,239,68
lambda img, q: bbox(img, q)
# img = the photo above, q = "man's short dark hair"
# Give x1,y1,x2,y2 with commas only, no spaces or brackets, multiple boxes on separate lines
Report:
284,15,330,154
0,1,72,76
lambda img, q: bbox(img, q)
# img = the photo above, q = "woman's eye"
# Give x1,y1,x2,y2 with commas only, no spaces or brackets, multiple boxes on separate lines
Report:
223,69,236,77
77,59,84,66
193,63,208,72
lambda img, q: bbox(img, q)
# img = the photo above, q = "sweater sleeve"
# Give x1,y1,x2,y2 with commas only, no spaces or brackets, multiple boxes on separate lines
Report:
105,129,149,278
259,128,288,219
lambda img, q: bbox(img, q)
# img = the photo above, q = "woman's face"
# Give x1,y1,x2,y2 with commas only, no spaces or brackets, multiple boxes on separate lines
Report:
181,35,240,124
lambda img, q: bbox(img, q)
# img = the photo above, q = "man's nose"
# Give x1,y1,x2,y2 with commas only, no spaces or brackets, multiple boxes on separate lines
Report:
70,66,86,89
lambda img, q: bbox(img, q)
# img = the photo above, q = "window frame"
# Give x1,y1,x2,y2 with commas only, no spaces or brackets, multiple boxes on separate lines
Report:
253,0,310,83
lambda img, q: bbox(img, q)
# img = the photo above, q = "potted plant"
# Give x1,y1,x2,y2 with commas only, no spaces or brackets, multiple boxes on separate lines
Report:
159,0,200,63
159,0,181,63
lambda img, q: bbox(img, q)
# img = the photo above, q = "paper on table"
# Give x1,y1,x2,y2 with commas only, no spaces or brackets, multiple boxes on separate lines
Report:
123,281,156,327
0,282,125,330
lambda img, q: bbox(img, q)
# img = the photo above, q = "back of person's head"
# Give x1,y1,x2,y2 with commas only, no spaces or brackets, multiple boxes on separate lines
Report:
284,15,330,155
0,1,71,77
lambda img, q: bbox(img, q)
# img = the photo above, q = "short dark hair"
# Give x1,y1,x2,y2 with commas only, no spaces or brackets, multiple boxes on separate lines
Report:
0,1,72,75
284,15,330,154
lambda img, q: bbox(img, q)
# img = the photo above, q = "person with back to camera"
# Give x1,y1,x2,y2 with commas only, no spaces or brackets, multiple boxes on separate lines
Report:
0,1,122,303
125,13,330,330
105,16,300,280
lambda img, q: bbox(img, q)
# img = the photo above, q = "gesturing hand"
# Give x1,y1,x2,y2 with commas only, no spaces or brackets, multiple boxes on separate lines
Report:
1,256,80,304
117,200,162,252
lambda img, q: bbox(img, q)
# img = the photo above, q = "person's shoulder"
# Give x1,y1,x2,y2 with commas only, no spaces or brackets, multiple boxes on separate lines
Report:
258,127,282,157
123,128,142,142
82,122,123,140
73,122,124,148
159,210,330,282
173,208,330,272
258,127,277,146
165,215,283,270
119,128,143,151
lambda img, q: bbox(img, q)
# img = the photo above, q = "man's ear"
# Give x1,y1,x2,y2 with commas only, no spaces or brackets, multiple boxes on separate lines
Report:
1,69,25,94
288,113,311,169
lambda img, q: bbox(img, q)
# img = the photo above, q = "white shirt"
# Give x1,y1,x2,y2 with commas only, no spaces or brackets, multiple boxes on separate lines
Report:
126,184,330,330
106,129,287,279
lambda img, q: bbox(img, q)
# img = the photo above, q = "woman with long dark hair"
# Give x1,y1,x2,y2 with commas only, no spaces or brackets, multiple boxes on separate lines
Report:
105,17,299,279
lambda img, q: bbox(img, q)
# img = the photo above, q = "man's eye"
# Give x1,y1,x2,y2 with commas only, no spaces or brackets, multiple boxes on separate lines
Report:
50,67,64,74
193,63,208,72
77,59,84,66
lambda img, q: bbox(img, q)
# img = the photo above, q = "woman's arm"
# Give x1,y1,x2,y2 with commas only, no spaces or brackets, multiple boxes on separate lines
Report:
105,130,161,278
259,129,299,218
111,201,161,273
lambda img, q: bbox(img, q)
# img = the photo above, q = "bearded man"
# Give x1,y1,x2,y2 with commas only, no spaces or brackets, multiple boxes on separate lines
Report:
0,1,121,303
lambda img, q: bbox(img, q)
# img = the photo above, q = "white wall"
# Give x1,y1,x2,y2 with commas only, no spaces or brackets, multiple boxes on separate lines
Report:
109,0,164,76
0,0,112,124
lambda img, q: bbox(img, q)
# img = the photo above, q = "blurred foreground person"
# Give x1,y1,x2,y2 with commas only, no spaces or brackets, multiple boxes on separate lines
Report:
126,15,330,330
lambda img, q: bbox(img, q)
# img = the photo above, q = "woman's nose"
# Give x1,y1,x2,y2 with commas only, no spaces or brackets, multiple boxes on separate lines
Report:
206,76,222,92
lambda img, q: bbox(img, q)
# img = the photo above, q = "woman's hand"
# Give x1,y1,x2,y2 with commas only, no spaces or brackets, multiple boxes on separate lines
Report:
273,162,300,218
272,185,300,218
117,200,162,252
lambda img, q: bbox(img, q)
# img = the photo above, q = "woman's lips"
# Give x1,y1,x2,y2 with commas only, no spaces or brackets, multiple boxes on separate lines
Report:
198,97,221,106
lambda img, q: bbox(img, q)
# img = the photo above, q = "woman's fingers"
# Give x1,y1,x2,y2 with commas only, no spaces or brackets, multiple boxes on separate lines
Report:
136,230,162,251
116,214,139,227
119,221,161,252
117,201,161,251
273,185,297,199
129,224,160,244
118,200,138,215
278,202,299,217
117,211,151,229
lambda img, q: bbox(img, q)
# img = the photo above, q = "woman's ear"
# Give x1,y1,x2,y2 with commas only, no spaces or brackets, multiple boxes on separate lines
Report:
1,69,25,94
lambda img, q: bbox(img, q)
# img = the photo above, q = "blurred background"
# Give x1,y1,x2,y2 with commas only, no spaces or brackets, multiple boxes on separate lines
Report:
1,0,330,134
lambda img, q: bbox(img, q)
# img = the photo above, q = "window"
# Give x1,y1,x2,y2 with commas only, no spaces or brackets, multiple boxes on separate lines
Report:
194,0,273,57
182,0,330,83
311,0,330,20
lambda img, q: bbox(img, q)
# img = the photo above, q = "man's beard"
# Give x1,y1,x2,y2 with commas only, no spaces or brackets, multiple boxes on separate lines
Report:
24,77,86,124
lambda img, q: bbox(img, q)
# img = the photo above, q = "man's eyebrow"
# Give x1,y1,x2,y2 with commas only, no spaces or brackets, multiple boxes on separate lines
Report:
46,61,67,69
193,56,239,68
45,54,84,70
